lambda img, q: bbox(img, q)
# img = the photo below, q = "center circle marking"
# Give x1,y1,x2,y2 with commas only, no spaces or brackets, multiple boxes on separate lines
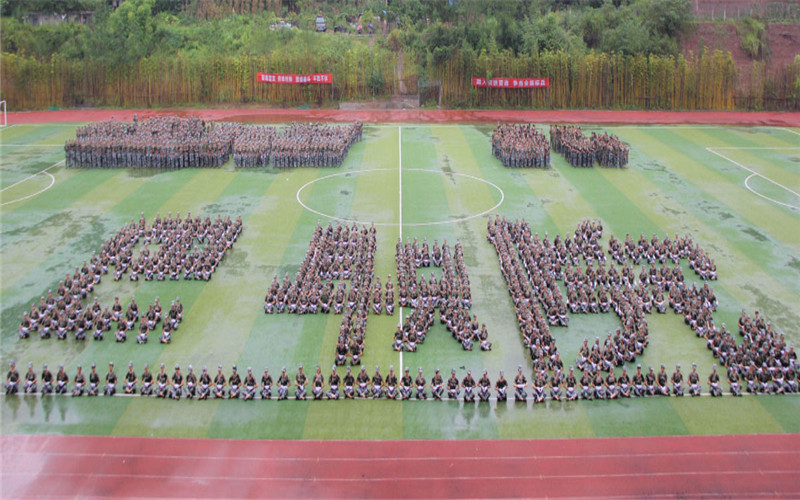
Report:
296,168,505,226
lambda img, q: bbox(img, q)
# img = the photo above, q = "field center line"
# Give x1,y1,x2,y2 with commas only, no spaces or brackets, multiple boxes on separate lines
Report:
706,147,800,210
0,159,64,193
398,125,403,371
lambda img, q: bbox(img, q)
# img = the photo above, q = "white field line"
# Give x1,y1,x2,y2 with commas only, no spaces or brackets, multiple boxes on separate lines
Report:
4,448,798,462
706,147,800,211
295,168,504,227
781,127,800,137
398,125,403,372
0,144,64,147
1,123,78,127
0,172,56,207
0,159,63,193
709,147,800,150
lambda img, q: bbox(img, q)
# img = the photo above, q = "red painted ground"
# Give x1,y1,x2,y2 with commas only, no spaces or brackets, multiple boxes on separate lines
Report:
6,108,800,126
2,433,799,498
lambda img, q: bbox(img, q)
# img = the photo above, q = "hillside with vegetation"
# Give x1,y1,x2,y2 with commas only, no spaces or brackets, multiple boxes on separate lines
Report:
1,0,797,110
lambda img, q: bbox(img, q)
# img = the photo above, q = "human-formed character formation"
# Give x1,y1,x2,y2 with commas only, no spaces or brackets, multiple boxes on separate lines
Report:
16,212,241,345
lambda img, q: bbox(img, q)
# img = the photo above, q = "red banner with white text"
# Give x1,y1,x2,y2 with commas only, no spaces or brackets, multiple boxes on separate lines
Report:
257,73,333,84
472,77,549,88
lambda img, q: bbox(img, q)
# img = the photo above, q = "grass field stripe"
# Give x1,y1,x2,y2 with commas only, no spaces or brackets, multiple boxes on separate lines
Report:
0,169,155,296
699,126,800,150
218,172,318,360
701,127,800,187
523,162,601,235
743,174,800,210
642,128,800,246
0,165,115,216
561,145,800,337
109,172,281,437
593,146,800,326
325,128,397,371
596,140,800,292
706,147,800,209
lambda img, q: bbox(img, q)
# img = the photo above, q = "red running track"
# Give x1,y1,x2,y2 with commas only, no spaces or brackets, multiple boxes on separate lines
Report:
2,433,799,498
5,108,800,126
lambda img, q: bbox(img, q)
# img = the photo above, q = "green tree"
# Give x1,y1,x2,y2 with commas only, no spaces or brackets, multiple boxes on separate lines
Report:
102,0,157,64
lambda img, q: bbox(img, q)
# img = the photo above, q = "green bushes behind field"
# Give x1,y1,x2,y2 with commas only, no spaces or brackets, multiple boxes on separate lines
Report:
0,0,798,110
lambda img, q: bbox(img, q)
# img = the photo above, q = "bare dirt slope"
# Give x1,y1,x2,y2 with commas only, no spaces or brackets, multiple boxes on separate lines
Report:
682,21,800,87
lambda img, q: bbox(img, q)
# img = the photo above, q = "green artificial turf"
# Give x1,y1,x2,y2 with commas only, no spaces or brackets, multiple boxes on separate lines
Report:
1,122,798,440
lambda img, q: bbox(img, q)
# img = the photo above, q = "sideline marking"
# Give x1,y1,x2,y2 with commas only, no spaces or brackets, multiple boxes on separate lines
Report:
5,447,798,461
706,147,800,211
295,168,505,226
710,147,800,151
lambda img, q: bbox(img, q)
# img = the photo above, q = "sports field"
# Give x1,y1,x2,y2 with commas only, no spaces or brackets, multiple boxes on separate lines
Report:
1,119,799,441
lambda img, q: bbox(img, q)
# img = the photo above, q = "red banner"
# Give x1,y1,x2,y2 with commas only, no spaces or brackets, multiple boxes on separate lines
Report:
472,77,549,88
257,73,333,84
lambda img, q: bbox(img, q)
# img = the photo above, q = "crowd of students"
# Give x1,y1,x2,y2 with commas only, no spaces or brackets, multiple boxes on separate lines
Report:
66,116,240,169
64,116,362,169
269,122,363,168
393,237,490,352
550,125,629,168
8,358,795,400
491,123,550,168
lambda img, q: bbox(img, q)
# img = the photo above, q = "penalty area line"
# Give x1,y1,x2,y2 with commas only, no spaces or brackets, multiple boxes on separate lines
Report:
0,160,64,207
706,147,800,211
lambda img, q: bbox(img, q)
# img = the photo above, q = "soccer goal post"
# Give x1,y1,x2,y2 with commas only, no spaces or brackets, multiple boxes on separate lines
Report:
0,101,7,127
